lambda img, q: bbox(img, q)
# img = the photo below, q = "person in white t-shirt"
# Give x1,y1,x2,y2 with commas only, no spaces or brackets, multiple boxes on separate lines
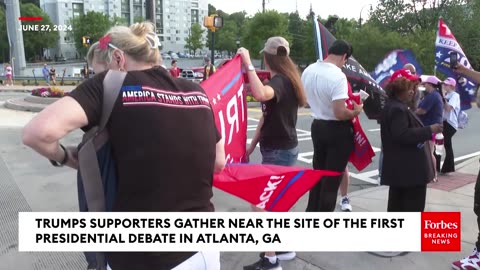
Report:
439,77,460,174
301,40,363,212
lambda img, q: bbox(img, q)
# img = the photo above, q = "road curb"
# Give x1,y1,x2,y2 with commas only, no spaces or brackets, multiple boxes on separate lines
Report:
3,98,47,112
456,156,480,172
0,89,32,93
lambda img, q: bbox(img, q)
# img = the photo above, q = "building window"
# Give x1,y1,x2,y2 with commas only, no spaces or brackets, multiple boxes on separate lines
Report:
176,37,180,41
72,3,84,18
121,0,130,12
134,6,141,18
160,36,164,41
167,37,171,41
65,3,67,8
191,9,199,24
176,30,180,34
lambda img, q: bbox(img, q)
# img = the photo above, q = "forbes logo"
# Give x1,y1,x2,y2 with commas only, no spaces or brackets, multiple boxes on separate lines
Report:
421,212,461,252
424,220,459,230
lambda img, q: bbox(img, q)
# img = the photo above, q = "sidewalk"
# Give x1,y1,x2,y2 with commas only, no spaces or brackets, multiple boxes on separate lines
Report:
0,119,478,269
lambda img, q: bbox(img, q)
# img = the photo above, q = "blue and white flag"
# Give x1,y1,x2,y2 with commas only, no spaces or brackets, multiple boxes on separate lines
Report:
435,19,476,110
371,50,423,88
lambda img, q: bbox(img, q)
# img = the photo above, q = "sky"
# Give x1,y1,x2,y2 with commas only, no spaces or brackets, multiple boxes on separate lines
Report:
208,0,379,20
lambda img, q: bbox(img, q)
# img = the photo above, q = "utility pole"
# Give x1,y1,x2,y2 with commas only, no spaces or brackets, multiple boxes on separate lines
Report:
262,0,265,12
145,0,156,27
5,0,26,76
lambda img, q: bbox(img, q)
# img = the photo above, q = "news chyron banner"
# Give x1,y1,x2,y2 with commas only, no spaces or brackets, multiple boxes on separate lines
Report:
19,212,461,252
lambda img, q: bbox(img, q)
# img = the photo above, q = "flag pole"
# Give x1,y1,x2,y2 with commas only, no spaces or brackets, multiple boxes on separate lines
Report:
312,14,322,62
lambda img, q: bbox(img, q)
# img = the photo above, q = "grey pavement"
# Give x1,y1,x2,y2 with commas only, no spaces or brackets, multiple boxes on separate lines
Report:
0,102,479,270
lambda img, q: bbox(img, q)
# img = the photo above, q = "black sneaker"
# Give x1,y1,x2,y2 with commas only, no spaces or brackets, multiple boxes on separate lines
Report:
243,257,282,270
259,251,296,261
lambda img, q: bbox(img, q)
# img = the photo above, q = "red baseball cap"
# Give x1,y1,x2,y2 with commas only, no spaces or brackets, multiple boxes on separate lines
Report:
389,69,420,82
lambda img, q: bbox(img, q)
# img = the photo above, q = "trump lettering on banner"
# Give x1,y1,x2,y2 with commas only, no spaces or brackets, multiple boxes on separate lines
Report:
201,56,247,163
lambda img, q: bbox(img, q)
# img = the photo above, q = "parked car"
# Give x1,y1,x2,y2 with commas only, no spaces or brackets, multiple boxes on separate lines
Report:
182,60,271,92
170,53,179,60
161,53,171,60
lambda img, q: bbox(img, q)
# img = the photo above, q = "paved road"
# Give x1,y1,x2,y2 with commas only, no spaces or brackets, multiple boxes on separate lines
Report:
2,91,480,195
1,94,479,269
246,104,480,194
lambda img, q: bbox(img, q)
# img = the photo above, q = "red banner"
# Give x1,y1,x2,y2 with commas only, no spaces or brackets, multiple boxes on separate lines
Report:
200,55,248,163
346,83,375,171
202,56,340,212
214,164,340,212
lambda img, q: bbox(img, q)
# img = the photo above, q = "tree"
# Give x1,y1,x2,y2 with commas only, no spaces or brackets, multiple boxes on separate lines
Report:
287,12,307,64
20,3,59,61
301,13,317,65
369,0,467,33
185,23,205,55
111,15,127,26
243,11,290,59
215,20,238,55
21,0,39,6
208,4,217,15
69,11,117,56
134,16,145,23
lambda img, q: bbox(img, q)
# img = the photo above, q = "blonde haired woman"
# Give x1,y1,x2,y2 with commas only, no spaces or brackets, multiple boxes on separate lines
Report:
22,22,224,270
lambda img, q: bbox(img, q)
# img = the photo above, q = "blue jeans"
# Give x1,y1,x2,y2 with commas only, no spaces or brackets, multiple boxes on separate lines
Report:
260,146,299,166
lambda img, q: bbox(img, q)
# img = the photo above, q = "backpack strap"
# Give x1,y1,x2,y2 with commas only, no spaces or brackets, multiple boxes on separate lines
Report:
79,70,127,212
80,70,126,270
99,70,127,131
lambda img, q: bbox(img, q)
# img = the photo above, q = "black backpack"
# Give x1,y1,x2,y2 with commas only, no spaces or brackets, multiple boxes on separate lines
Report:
77,70,126,270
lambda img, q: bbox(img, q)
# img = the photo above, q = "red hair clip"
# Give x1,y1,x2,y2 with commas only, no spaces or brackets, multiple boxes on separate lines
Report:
98,34,112,50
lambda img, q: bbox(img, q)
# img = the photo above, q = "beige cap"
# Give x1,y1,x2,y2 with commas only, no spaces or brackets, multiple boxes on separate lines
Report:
260,36,290,56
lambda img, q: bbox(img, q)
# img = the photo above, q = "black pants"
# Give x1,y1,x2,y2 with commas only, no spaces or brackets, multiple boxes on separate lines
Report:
475,161,480,249
387,185,427,212
436,121,457,173
306,120,354,212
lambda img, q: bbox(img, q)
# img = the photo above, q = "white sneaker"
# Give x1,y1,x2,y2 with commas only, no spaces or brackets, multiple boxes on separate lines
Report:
452,248,480,270
340,196,352,212
260,251,296,261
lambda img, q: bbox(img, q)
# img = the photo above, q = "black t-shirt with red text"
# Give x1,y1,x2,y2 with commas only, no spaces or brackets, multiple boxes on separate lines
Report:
69,67,219,269
260,74,299,149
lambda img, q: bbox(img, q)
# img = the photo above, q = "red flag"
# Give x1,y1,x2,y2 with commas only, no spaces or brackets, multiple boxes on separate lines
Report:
201,56,248,163
346,83,376,171
214,164,340,212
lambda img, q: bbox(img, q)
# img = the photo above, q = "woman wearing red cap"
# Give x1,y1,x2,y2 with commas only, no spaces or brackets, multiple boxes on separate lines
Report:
380,69,443,212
